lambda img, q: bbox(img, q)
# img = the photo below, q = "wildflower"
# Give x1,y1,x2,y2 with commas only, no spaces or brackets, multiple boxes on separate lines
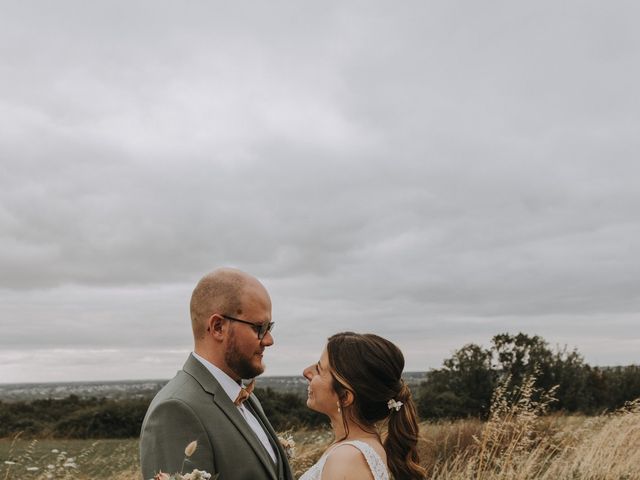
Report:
278,434,296,460
180,440,199,473
185,440,198,457
182,469,212,480
152,443,215,480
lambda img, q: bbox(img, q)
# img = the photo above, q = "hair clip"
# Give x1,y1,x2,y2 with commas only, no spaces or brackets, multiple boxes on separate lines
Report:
387,398,403,411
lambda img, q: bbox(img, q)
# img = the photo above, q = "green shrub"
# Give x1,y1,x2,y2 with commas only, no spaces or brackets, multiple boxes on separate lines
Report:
53,399,149,438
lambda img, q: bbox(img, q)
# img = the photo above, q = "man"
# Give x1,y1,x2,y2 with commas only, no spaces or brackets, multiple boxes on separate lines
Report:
140,268,294,480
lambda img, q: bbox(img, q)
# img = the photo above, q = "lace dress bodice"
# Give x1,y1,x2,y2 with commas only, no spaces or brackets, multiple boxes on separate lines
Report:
299,440,389,480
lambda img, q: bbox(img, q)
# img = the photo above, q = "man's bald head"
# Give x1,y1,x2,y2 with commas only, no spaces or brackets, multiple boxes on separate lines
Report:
190,268,265,340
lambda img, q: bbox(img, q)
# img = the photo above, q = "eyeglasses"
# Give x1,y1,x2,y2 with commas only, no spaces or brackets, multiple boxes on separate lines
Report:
221,314,275,340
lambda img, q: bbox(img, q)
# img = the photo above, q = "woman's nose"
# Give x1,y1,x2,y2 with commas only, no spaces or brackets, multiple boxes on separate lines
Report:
302,365,314,381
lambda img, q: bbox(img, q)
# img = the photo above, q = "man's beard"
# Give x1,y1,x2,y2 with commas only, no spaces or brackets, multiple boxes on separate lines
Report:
225,332,264,379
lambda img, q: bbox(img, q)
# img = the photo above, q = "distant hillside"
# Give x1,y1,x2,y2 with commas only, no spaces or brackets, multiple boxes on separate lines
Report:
0,380,168,402
257,371,428,397
0,372,428,402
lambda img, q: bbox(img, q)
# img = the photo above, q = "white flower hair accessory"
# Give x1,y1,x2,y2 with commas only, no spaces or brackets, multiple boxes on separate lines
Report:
387,398,404,411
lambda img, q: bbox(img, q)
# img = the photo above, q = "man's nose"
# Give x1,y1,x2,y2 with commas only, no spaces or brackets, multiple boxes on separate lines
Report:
260,330,274,346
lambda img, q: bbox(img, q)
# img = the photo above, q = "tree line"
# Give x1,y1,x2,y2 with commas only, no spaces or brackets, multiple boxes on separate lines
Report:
417,332,640,419
1,333,638,438
0,388,326,439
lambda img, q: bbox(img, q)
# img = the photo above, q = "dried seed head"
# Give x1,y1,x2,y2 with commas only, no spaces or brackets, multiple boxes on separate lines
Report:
185,440,198,457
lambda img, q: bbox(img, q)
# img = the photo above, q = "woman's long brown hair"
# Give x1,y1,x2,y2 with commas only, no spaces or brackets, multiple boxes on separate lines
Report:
327,332,426,479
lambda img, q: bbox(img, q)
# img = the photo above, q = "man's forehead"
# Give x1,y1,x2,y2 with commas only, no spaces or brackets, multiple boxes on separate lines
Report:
240,282,271,308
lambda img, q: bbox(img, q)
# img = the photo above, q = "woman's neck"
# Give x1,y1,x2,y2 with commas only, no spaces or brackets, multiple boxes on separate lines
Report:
330,413,379,443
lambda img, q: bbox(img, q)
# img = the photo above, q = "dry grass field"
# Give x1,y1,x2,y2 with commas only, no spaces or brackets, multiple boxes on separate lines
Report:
2,390,638,479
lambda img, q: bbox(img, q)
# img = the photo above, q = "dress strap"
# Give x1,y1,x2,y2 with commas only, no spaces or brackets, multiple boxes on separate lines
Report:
329,440,389,480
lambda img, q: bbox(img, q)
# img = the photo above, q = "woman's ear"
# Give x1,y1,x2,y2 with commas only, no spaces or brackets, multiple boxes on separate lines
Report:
341,389,355,408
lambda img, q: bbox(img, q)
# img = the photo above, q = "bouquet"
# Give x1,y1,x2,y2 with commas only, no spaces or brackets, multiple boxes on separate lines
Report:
151,441,218,480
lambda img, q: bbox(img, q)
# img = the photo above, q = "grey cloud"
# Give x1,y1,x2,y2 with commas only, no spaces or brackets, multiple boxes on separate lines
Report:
1,1,638,381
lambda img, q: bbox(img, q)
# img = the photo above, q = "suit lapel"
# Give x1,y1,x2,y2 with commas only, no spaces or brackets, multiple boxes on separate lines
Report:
183,355,278,480
212,395,278,478
247,396,292,480
245,398,282,469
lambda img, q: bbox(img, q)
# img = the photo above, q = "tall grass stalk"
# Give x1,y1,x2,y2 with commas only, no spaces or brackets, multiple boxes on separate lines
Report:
1,386,637,479
418,373,639,480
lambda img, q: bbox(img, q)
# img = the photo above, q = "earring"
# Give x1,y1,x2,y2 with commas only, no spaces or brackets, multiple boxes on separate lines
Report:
337,401,341,413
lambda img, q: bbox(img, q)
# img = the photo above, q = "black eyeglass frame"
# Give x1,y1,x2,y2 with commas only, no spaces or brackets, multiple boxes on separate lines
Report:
221,314,274,340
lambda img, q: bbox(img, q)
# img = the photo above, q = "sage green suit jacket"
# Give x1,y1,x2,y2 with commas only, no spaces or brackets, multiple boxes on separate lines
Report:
140,354,294,480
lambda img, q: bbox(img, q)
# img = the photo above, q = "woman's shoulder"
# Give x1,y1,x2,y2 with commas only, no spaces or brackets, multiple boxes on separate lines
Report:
322,443,373,479
321,440,388,480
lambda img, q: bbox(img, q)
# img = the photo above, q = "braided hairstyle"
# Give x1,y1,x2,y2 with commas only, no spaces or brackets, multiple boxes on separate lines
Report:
326,332,426,480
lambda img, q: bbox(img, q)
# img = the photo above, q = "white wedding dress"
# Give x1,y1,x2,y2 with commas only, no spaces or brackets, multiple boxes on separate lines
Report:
299,440,390,480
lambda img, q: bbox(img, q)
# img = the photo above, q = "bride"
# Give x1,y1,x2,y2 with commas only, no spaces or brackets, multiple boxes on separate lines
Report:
300,332,426,480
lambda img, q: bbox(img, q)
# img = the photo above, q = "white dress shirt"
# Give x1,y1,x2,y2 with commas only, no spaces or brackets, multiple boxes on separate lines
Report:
192,352,277,463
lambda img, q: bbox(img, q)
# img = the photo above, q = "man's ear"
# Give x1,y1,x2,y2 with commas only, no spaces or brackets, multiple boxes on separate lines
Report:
207,314,225,339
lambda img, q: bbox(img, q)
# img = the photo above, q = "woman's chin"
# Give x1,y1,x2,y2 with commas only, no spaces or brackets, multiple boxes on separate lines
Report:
306,397,319,412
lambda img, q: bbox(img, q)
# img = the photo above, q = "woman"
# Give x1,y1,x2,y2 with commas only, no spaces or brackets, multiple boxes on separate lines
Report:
300,332,426,480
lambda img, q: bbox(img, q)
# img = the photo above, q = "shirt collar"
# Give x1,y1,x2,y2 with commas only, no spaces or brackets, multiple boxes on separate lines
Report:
192,351,243,402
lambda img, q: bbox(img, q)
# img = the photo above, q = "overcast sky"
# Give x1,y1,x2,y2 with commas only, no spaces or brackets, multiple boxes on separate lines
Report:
1,1,639,384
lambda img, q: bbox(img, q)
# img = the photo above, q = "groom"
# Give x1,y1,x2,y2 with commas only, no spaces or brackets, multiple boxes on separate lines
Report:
140,268,294,480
